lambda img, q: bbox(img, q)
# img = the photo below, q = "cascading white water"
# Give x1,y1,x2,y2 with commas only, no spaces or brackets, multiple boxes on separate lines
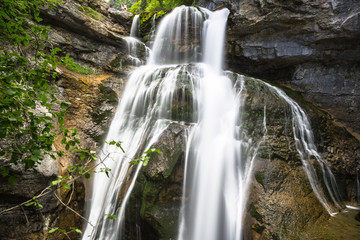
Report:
130,15,140,38
253,78,343,215
123,15,150,66
123,37,150,66
83,5,344,240
178,8,252,240
82,7,206,239
149,6,206,65
148,14,157,49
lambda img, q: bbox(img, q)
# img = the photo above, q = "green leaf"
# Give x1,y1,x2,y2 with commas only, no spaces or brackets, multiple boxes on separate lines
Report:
8,175,16,184
144,148,163,155
50,178,62,186
84,173,91,179
5,89,16,95
104,214,118,220
142,156,150,166
60,102,68,110
61,182,71,190
32,149,41,156
49,227,59,233
0,167,9,177
24,201,35,207
58,116,64,126
80,152,86,160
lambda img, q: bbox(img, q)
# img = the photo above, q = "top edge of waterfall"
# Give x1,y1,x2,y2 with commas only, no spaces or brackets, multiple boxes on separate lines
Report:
148,6,229,66
130,15,140,38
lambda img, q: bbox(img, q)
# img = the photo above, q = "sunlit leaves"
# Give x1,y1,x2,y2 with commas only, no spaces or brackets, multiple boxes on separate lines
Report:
106,140,125,153
49,227,82,234
130,148,162,166
104,214,118,220
24,196,43,208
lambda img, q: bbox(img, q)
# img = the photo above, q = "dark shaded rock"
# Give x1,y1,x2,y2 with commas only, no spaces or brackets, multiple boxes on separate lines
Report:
290,62,360,139
211,0,360,139
355,211,360,222
0,166,57,239
124,122,187,240
226,74,360,239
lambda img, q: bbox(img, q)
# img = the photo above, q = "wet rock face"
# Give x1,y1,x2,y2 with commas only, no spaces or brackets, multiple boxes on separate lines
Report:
124,123,187,240
200,0,360,138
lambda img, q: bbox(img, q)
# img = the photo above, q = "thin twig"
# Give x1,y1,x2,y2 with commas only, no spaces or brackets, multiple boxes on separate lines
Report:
66,181,75,205
21,205,30,226
63,231,71,240
54,193,94,227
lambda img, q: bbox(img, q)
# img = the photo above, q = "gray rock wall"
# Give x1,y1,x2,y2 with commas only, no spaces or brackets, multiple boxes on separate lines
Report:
208,0,360,139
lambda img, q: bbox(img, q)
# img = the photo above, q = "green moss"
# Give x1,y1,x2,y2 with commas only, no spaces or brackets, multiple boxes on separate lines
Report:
67,63,95,74
255,171,265,187
140,182,160,218
248,203,263,222
78,5,103,20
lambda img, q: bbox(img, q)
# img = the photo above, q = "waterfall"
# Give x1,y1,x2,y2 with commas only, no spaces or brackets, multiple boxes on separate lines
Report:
130,15,140,38
258,80,343,215
83,6,344,240
148,14,157,49
123,16,150,66
123,37,150,66
148,6,206,65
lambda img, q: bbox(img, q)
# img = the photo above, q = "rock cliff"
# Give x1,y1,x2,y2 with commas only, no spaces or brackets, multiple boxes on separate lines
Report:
1,0,360,240
221,0,360,140
0,0,133,239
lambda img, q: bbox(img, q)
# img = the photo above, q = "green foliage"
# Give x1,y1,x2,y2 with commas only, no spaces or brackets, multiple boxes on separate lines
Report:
78,5,103,20
129,0,194,14
49,227,82,234
0,0,75,182
106,140,125,153
140,0,148,10
128,1,142,14
248,203,263,222
255,171,265,187
130,148,162,166
0,0,100,184
65,56,95,74
104,213,118,220
24,196,43,208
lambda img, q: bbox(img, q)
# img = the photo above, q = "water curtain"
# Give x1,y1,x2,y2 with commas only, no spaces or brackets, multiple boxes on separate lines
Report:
82,6,342,240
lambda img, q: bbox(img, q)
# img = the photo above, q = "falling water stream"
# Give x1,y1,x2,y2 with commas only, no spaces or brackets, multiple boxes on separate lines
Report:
82,6,344,240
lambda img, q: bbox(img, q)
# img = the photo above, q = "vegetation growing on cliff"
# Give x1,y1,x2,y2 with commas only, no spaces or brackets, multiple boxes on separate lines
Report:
0,0,66,180
128,0,194,14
